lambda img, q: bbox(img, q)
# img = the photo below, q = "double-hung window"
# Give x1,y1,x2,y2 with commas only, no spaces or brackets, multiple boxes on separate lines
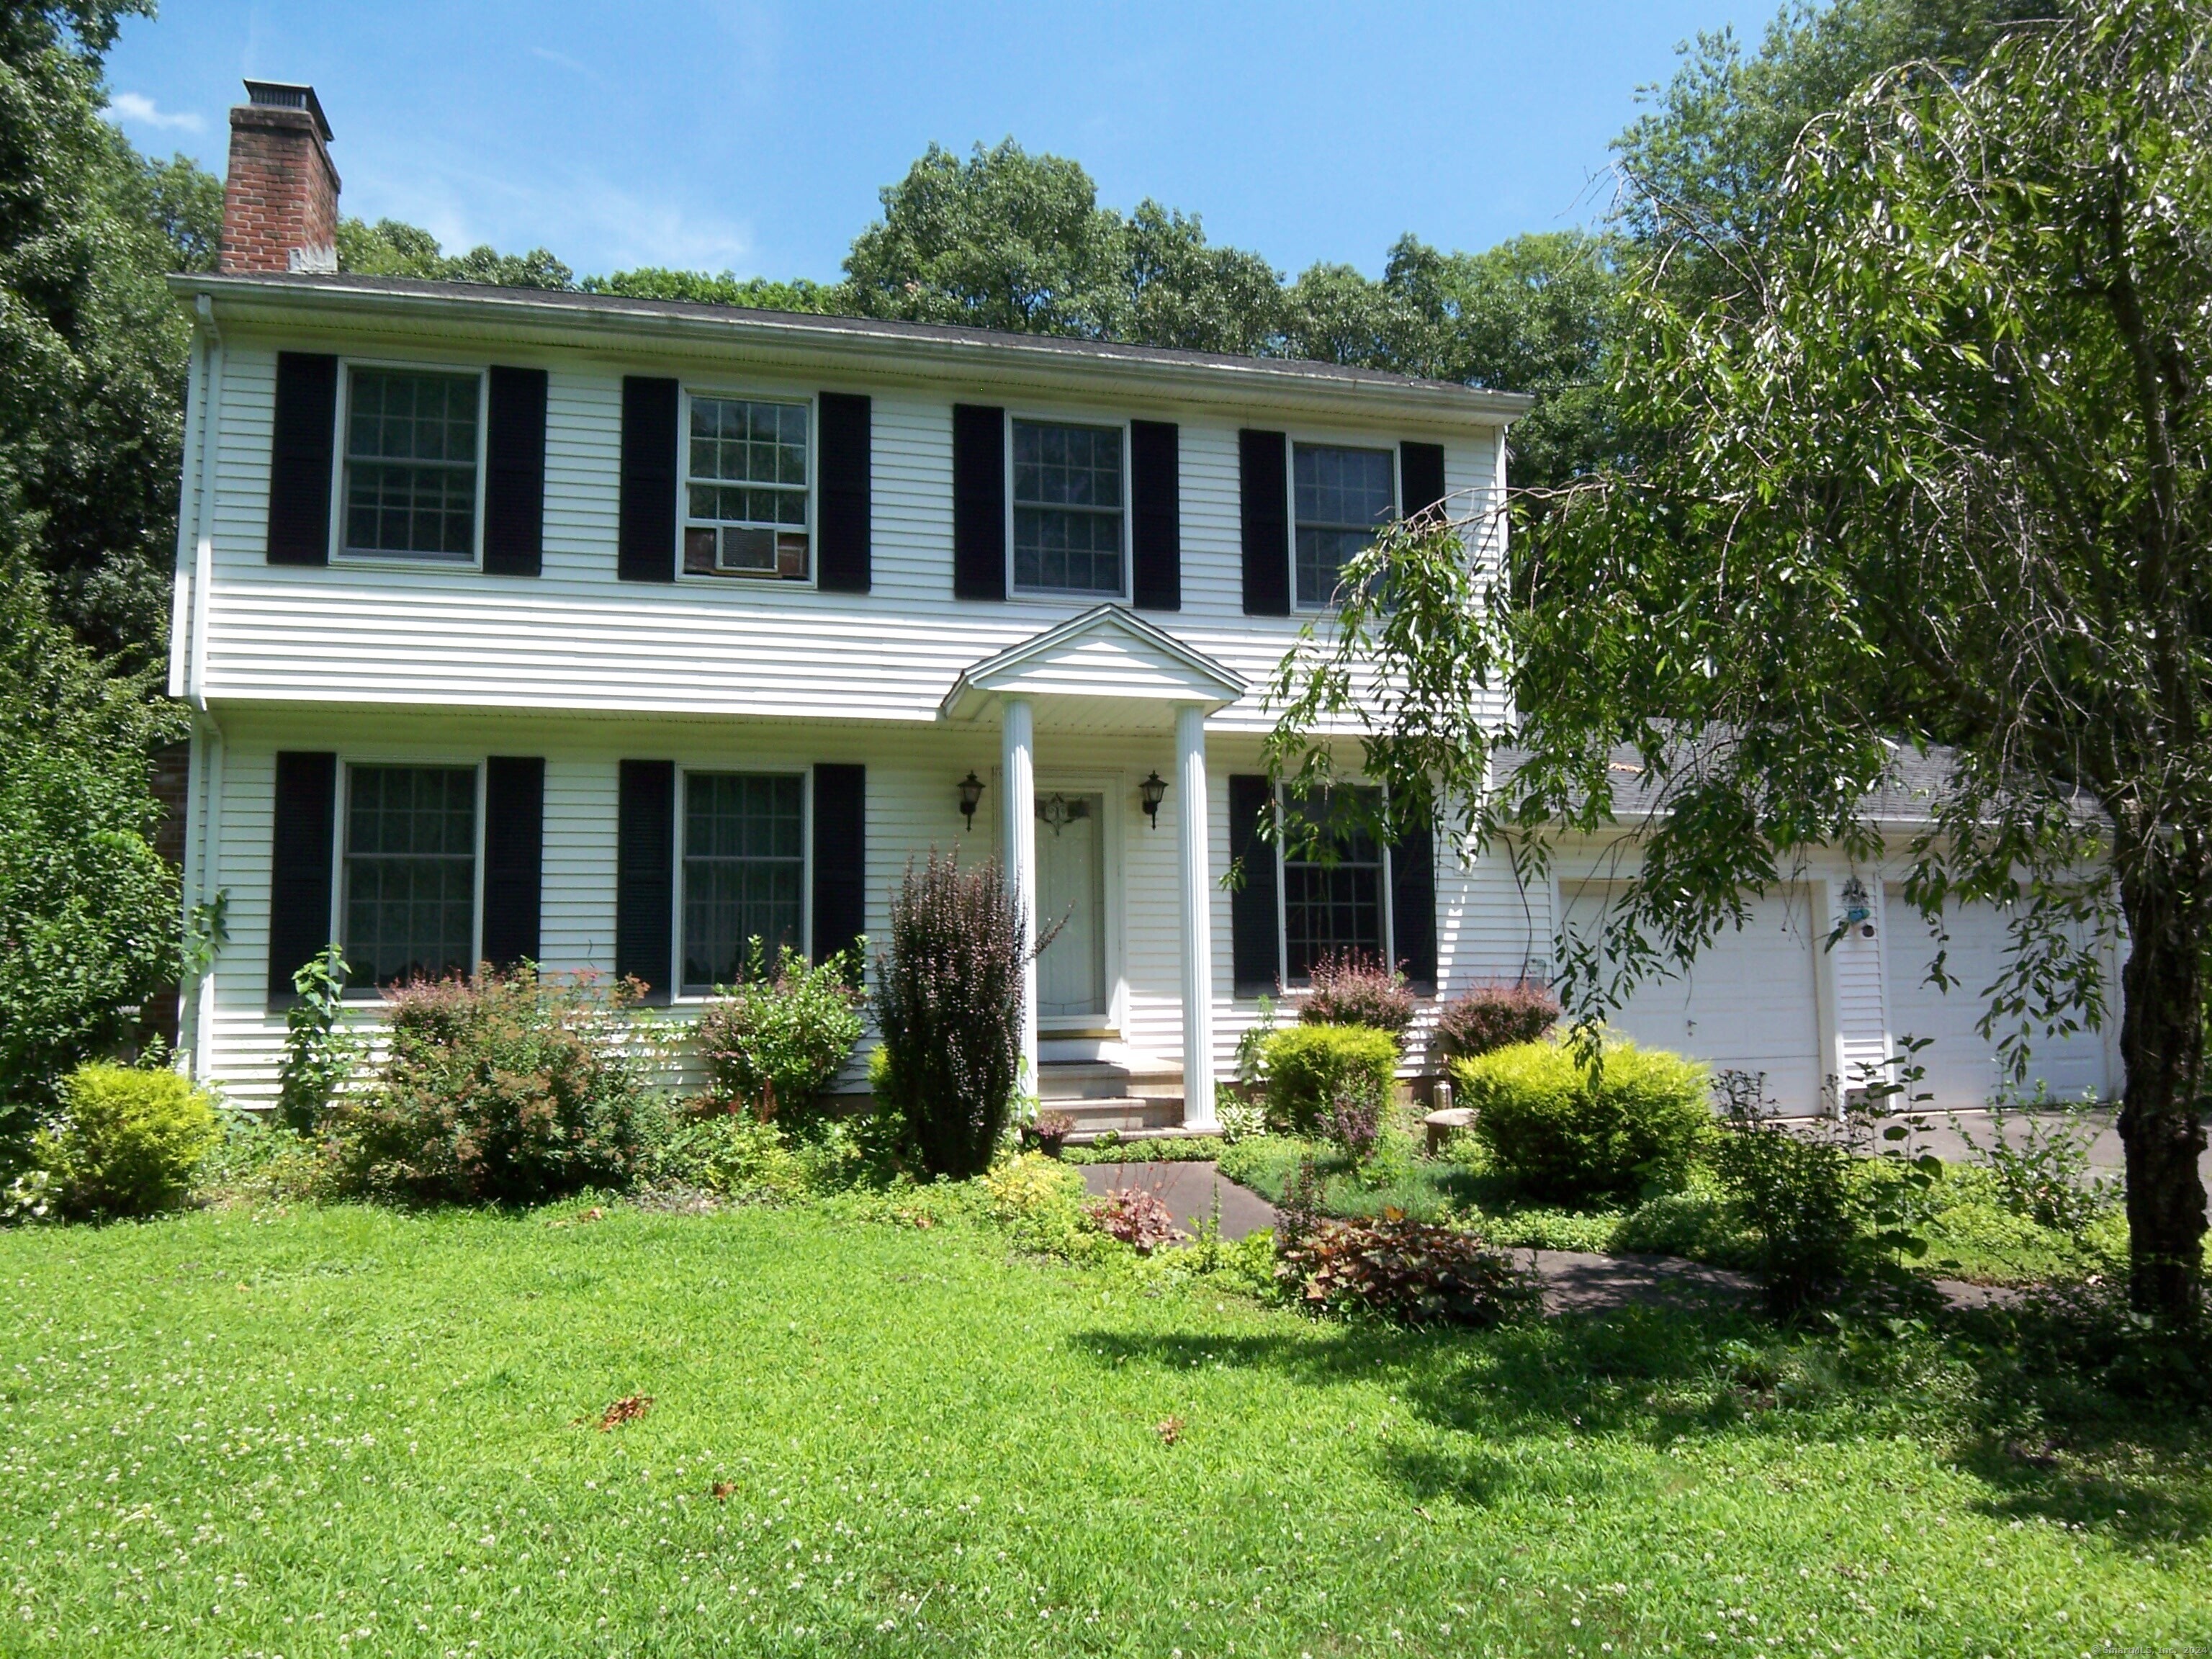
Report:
685,395,811,580
1012,418,1125,597
681,772,805,992
342,367,483,560
1292,443,1395,609
1280,785,1388,983
342,764,480,987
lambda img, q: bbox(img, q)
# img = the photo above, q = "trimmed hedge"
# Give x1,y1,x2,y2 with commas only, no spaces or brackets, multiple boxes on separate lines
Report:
1452,1037,1712,1202
37,1064,220,1219
1262,1024,1398,1137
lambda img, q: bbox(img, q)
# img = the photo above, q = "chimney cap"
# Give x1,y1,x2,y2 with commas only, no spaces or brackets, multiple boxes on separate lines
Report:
241,80,332,143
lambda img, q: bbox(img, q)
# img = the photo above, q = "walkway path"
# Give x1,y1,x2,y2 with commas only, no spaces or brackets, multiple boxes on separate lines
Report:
1076,1159,2018,1315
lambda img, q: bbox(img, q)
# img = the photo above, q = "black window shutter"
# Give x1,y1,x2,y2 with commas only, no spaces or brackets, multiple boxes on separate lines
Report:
267,353,337,566
618,376,679,583
482,756,544,970
1401,440,1447,522
817,392,872,593
951,403,1006,600
1228,774,1281,998
616,760,675,1003
1238,429,1290,616
1130,419,1180,611
811,763,866,974
1390,814,1438,996
484,367,548,575
267,750,337,1006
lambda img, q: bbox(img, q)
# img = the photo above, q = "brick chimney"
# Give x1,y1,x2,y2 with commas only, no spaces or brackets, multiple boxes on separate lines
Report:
219,81,340,274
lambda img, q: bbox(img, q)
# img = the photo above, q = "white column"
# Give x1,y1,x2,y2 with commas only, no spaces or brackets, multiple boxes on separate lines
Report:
1175,703,1218,1128
1001,696,1039,1094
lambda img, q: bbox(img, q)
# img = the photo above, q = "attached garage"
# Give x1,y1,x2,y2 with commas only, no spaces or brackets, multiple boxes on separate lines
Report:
1560,881,1830,1114
1881,887,2114,1112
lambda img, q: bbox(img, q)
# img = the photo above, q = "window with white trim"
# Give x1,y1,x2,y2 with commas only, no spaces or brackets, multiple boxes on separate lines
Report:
681,771,805,992
342,764,478,987
1012,418,1124,595
1292,443,1395,609
342,367,482,559
684,395,811,580
1280,784,1388,982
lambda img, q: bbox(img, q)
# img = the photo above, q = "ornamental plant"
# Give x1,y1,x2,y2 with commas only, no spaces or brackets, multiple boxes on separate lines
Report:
873,851,1028,1180
276,945,361,1134
1297,951,1418,1035
1275,1213,1537,1327
35,1063,220,1220
692,939,866,1132
1452,1036,1712,1202
326,966,652,1206
1084,1186,1184,1254
1434,979,1560,1060
1262,1023,1398,1138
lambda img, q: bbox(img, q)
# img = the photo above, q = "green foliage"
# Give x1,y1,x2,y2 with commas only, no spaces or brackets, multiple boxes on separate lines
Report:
872,852,1027,1180
1453,1037,1712,1202
324,968,654,1206
645,1112,807,1202
1276,1213,1537,1328
1951,1089,2116,1236
691,940,866,1131
190,1110,328,1208
979,1151,1111,1261
276,945,361,1135
336,217,574,289
0,562,181,1119
1261,1023,1398,1138
34,1061,217,1218
580,267,837,312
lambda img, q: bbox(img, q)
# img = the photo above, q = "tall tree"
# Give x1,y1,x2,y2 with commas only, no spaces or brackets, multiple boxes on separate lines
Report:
337,217,574,289
1270,0,2212,1319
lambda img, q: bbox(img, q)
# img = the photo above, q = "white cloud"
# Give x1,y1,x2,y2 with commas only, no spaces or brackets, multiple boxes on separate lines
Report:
107,92,204,133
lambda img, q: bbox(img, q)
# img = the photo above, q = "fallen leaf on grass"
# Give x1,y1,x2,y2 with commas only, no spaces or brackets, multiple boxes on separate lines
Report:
585,1394,653,1431
710,1481,737,1501
1155,1416,1184,1447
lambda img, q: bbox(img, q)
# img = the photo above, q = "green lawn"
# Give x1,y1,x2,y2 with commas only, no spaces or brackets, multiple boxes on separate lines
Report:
4,1198,2208,1657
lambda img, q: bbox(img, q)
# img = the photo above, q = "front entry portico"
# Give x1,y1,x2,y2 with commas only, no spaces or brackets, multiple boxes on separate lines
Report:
940,606,1246,1128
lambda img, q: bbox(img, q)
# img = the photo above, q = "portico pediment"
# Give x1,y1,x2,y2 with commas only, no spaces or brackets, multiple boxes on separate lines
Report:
938,606,1247,728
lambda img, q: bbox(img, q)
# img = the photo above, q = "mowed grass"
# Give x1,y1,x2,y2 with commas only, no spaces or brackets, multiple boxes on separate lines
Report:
4,1201,2209,1658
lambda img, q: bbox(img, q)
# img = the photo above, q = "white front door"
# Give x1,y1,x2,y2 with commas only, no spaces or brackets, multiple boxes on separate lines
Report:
1035,790,1107,1020
1561,880,1829,1113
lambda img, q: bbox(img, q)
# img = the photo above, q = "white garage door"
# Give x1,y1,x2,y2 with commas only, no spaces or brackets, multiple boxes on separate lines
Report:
1883,887,2111,1111
1561,882,1827,1113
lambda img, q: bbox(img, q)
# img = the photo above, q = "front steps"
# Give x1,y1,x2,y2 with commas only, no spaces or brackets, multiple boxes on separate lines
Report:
1038,1059,1184,1138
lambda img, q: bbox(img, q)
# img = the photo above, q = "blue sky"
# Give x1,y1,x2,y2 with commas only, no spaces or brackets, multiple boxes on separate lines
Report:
106,1,1754,284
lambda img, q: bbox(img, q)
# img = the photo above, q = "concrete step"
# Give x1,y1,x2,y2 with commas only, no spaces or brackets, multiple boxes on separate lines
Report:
1036,1095,1184,1134
1037,1061,1182,1103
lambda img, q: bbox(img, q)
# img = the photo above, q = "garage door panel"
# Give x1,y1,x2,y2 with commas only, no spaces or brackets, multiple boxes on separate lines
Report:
1883,887,2110,1111
1562,883,1825,1112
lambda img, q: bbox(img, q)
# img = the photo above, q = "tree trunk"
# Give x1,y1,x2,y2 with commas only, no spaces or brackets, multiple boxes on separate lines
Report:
2116,871,2209,1322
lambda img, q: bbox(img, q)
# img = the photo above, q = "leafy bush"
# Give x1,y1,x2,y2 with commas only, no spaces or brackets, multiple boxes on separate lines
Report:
35,1063,219,1219
325,968,653,1206
192,1110,330,1208
1435,979,1560,1060
692,940,866,1131
276,945,361,1134
1262,1024,1398,1137
1707,1072,1871,1314
873,852,1028,1179
1452,1036,1711,1202
645,1112,808,1201
1950,1087,2115,1236
1297,951,1416,1034
1275,1213,1537,1326
981,1152,1104,1259
1085,1186,1184,1254
0,569,183,1120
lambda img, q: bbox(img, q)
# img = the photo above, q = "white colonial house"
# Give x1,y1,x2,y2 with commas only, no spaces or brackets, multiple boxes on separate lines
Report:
166,81,2119,1126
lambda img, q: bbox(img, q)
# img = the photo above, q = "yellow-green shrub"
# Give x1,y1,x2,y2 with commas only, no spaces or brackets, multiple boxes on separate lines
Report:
37,1064,220,1219
1262,1024,1398,1136
981,1151,1107,1259
1452,1037,1712,1202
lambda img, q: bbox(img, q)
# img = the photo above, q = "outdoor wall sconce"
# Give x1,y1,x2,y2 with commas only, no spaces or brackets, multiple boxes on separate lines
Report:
957,771,984,831
1840,875,1876,938
1139,770,1167,830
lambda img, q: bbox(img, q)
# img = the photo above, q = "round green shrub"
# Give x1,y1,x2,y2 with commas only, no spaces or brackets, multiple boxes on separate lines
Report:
1452,1037,1712,1202
1262,1024,1399,1138
36,1064,220,1219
